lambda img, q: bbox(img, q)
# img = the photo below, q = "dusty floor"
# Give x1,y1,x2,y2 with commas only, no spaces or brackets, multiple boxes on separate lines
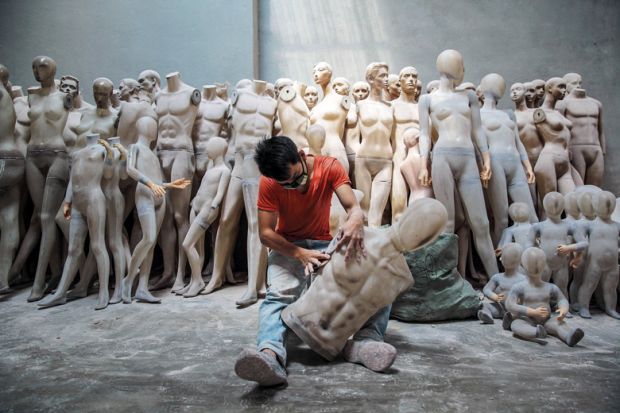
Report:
0,284,618,413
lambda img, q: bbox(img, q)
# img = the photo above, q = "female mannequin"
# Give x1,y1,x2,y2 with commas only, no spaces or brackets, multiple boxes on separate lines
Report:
303,86,318,110
400,127,433,203
479,73,536,244
355,62,394,227
351,81,370,102
418,49,498,277
276,82,310,151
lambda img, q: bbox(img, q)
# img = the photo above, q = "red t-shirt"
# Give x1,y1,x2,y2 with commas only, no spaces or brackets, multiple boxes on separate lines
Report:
257,156,351,241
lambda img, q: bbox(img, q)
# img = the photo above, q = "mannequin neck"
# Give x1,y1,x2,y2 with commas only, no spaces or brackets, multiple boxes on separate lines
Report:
571,88,586,98
166,73,182,92
203,86,217,100
369,84,383,101
438,75,455,92
86,134,100,146
541,95,556,110
398,90,416,103
482,95,497,110
514,97,527,111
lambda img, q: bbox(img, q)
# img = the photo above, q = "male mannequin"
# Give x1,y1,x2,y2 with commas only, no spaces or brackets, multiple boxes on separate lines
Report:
137,69,161,104
60,75,94,151
71,78,117,146
524,82,537,109
385,74,400,101
119,78,140,103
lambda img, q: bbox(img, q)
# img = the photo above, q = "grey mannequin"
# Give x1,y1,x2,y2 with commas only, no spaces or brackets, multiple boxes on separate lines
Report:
38,133,112,310
355,62,394,227
505,247,584,346
565,191,592,309
478,243,526,324
11,86,30,156
181,137,231,297
558,191,620,319
303,85,318,110
0,65,25,293
532,79,546,107
119,78,140,103
496,202,533,255
276,82,310,151
61,75,94,152
556,73,605,187
154,71,200,292
391,66,420,222
121,117,190,303
479,73,537,244
205,80,277,306
418,49,498,277
137,69,161,104
524,82,537,109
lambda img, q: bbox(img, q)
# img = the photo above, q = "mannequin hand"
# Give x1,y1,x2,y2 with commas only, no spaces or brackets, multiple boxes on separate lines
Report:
569,253,583,269
335,210,366,263
113,143,128,160
526,169,536,184
529,306,549,319
480,165,491,188
556,307,568,322
556,244,574,256
418,168,431,187
63,202,72,220
165,178,191,190
98,139,114,157
294,247,330,277
147,181,166,197
492,293,505,303
494,247,502,257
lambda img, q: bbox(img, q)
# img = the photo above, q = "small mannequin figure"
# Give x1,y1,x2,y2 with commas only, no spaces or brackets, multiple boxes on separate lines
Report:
531,79,546,107
181,137,231,297
555,73,605,187
506,247,585,346
38,134,112,310
479,74,536,244
119,78,140,103
303,86,318,110
385,74,400,101
478,243,526,324
558,191,620,319
400,127,434,204
121,117,190,303
496,202,533,255
566,190,593,308
276,82,310,151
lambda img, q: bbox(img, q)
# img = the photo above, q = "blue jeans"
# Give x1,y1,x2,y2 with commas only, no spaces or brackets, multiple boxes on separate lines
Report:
256,239,391,365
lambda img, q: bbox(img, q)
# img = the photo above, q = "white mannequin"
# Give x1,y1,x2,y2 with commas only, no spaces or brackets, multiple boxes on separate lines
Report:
276,81,310,151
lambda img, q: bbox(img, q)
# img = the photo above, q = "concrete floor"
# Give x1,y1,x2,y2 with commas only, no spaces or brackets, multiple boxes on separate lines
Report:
0,284,618,413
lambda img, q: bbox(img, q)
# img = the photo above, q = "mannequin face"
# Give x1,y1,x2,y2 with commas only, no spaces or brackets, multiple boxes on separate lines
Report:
524,83,536,105
352,82,370,102
387,74,400,97
549,81,567,100
596,191,616,219
436,50,464,86
521,247,546,280
564,73,582,93
400,69,417,94
532,80,545,101
138,73,158,93
508,202,529,223
93,82,112,109
119,79,139,101
510,83,525,102
303,86,318,109
543,192,564,217
369,66,388,91
59,77,79,97
414,80,422,100
32,57,56,84
313,62,332,87
578,193,595,217
332,77,350,96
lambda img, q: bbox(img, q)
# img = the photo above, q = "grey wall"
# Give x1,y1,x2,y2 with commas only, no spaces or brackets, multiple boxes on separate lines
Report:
259,0,620,194
0,0,254,100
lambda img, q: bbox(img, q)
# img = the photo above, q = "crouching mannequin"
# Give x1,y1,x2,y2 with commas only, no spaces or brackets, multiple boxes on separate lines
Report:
38,134,112,310
282,198,447,360
506,247,585,347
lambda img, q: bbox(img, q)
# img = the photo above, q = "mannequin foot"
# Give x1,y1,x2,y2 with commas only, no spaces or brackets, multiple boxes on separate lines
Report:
37,292,67,309
564,311,573,319
605,309,620,319
183,280,205,298
95,291,110,310
502,312,513,331
109,288,122,304
578,307,592,319
135,287,161,303
0,285,12,295
121,278,133,304
200,278,223,295
27,288,45,302
149,275,174,291
477,310,494,324
536,325,547,339
67,286,89,300
174,284,190,295
342,340,397,372
236,290,258,308
567,328,585,347
171,278,186,293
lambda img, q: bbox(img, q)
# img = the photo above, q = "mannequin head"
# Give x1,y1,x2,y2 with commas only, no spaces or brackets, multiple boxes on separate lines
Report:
0,64,9,90
111,89,121,108
524,82,536,107
545,77,566,101
215,82,229,100
595,191,616,220
577,192,595,219
32,56,57,87
508,202,530,224
479,73,505,104
521,247,546,280
510,82,525,103
563,192,581,219
235,78,253,91
92,77,113,110
436,50,464,86
500,243,523,272
402,127,419,148
532,79,545,103
352,81,370,102
274,78,293,99
563,73,583,93
365,62,389,91
456,82,476,92
119,78,140,101
414,79,422,101
389,198,447,253
303,86,319,109
386,74,400,99
306,124,326,156
136,116,158,143
86,133,100,146
426,80,440,94
138,69,161,94
59,75,79,98
205,136,228,160
313,62,333,87
332,77,350,96
542,192,564,218
399,66,418,96
264,82,275,98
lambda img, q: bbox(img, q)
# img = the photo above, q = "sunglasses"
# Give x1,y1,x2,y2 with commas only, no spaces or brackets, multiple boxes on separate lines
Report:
279,158,308,189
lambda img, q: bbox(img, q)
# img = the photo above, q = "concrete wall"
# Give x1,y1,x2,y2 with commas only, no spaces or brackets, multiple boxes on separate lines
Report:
259,0,620,193
0,0,254,100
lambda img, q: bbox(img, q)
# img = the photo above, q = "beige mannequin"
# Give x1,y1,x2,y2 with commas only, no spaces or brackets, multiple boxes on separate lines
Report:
60,75,94,152
137,69,161,104
352,81,370,102
532,79,546,107
206,80,277,306
533,78,576,203
303,85,318,110
400,127,434,203
306,124,325,156
276,82,310,151
282,198,447,359
119,78,140,103
385,74,400,101
524,82,537,109
391,66,420,221
273,78,293,100
555,73,605,187
414,79,422,102
71,78,117,146
479,74,537,244
181,137,231,297
153,72,200,292
309,62,350,172
215,82,230,102
332,77,350,97
418,49,498,277
0,65,25,293
343,81,367,184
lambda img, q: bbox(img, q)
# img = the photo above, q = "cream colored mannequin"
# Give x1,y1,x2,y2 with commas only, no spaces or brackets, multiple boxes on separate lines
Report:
215,82,230,103
524,82,537,109
479,74,537,244
533,78,576,204
119,78,140,103
414,79,422,102
38,134,112,310
309,62,349,172
153,71,200,292
71,78,117,146
385,74,400,101
355,62,394,227
555,73,605,187
344,81,368,185
0,65,25,294
273,78,292,100
137,69,161,104
532,79,546,107
352,81,370,102
282,198,447,360
418,49,498,277
303,85,318,110
206,80,277,307
391,66,420,221
306,124,325,156
400,127,433,203
181,137,231,297
276,81,310,151
332,77,350,97
426,80,439,94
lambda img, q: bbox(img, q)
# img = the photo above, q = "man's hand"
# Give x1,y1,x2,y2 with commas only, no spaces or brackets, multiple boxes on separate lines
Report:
294,247,330,276
528,306,549,319
335,208,366,263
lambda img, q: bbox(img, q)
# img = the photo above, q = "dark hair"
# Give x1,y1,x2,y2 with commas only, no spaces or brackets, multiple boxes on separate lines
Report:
254,136,301,181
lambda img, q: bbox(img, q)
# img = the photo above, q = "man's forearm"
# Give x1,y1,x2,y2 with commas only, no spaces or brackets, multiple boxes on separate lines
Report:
259,229,302,258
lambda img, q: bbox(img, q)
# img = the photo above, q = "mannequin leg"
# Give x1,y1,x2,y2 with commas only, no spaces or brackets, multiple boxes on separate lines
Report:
0,187,21,292
85,198,110,310
22,157,45,295
569,147,587,184
66,251,96,299
182,210,218,298
544,317,584,347
486,160,509,246
533,153,558,210
577,262,602,318
506,165,538,223
478,301,502,324
170,153,194,291
391,155,407,223
510,317,546,340
600,266,620,319
557,171,576,195
354,157,373,224
135,201,165,303
430,155,456,233
109,194,126,304
552,266,570,301
584,147,604,187
368,160,392,228
151,201,177,290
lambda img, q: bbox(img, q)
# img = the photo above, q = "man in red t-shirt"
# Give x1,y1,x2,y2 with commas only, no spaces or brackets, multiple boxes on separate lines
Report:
234,136,396,387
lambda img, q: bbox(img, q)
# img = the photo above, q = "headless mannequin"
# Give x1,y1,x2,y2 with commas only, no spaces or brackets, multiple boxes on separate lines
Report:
355,62,394,227
206,80,277,306
496,202,533,255
479,74,537,244
506,247,584,346
38,134,111,310
418,49,498,277
276,82,310,151
385,74,400,101
121,117,190,303
303,86,318,110
478,243,526,324
309,62,350,172
555,73,605,186
532,79,546,107
154,71,200,291
0,65,25,293
391,66,421,221
558,191,620,319
181,137,231,297
533,78,576,203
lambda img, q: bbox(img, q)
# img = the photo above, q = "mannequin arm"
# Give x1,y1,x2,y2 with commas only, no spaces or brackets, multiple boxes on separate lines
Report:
417,95,432,186
126,145,165,197
550,285,570,320
598,102,606,154
210,169,231,209
505,287,531,317
482,276,501,301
